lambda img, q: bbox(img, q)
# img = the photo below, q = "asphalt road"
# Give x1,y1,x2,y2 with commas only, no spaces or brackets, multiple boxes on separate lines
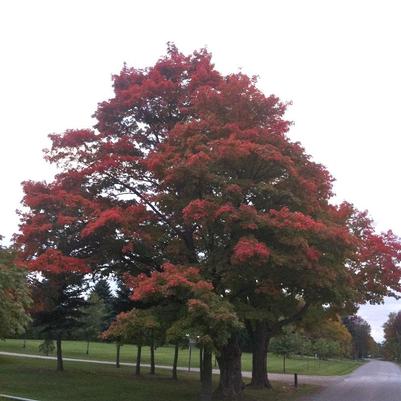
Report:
305,360,401,401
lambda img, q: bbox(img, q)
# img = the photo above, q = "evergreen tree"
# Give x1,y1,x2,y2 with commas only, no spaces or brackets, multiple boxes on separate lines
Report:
93,279,113,304
78,292,108,354
112,278,135,316
30,273,87,371
92,278,114,330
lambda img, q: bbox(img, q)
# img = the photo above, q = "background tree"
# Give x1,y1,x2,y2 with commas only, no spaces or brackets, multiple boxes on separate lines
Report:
100,319,124,368
29,273,87,371
16,180,93,371
312,338,341,360
127,262,242,401
383,311,401,361
92,279,113,304
92,279,114,330
0,240,31,339
102,308,159,376
38,338,55,356
78,292,108,354
112,278,136,316
343,315,372,359
103,278,137,368
301,306,352,357
366,336,380,358
269,328,303,373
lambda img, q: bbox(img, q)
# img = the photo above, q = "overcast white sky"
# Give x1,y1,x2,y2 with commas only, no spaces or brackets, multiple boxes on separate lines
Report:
1,0,400,341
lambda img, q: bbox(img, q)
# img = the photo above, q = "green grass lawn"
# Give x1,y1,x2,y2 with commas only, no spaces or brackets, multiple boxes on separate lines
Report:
0,356,316,401
0,339,362,376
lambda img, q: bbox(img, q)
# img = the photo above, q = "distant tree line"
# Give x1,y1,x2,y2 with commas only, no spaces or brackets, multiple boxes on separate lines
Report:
383,311,401,361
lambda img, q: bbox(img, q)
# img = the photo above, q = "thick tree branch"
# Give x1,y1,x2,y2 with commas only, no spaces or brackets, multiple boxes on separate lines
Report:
272,302,310,334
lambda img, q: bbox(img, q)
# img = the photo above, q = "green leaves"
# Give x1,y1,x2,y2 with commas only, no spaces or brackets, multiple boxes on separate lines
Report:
0,245,31,338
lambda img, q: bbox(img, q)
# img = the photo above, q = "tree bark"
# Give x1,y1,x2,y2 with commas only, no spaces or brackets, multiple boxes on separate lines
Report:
248,321,272,389
136,344,142,376
172,344,179,380
56,337,64,372
247,304,310,389
250,343,271,388
116,342,121,368
200,345,204,382
200,348,212,401
215,334,243,400
150,333,155,375
188,343,192,372
86,340,90,355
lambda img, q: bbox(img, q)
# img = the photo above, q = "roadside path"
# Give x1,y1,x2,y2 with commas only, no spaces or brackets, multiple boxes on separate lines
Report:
303,360,401,401
0,394,40,401
0,351,338,385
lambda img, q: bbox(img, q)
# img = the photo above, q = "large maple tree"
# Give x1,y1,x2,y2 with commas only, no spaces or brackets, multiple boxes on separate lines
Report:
17,45,401,399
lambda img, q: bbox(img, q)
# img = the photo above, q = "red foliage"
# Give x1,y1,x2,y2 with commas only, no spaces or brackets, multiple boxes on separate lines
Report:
182,199,216,223
56,214,76,225
81,208,123,237
187,298,209,313
126,262,213,302
352,228,401,302
231,237,270,265
266,207,326,232
214,203,237,219
48,129,97,149
305,246,321,262
26,249,90,274
100,311,130,341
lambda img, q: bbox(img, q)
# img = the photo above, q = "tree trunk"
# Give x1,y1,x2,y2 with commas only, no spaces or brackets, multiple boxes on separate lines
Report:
188,343,192,372
116,342,121,368
150,334,155,375
200,348,212,401
23,339,26,349
215,334,243,400
249,321,272,389
56,337,64,372
86,340,90,355
283,354,286,374
172,344,179,380
200,345,204,382
136,344,142,376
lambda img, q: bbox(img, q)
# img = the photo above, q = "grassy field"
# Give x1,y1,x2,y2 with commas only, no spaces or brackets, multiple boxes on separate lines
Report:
0,356,316,401
0,339,362,376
